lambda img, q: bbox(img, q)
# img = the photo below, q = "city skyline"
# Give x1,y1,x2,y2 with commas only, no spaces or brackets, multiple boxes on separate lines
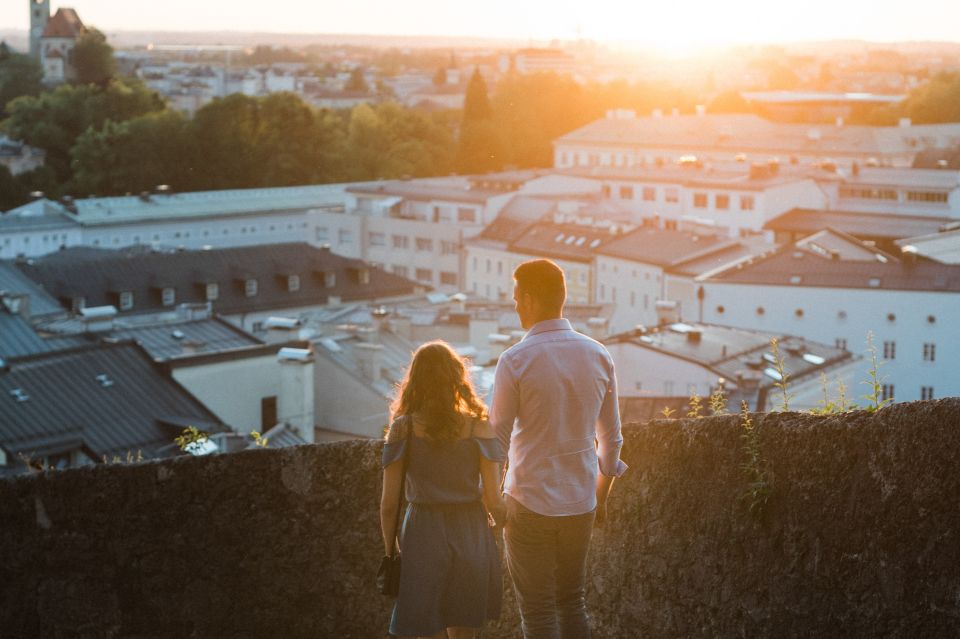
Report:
2,0,960,51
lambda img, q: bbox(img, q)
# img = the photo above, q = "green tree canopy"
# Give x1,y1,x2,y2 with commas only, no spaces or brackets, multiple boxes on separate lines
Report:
4,79,165,193
901,71,960,124
71,28,116,86
0,45,43,117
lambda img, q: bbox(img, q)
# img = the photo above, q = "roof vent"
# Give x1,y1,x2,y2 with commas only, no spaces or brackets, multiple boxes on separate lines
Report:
9,388,29,403
95,373,115,388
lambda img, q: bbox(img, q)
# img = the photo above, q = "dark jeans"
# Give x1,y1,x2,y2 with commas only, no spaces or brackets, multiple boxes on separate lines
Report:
503,496,595,639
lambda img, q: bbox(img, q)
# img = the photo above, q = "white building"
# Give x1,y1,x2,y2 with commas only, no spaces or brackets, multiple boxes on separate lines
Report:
605,322,860,411
1,185,351,258
697,229,960,403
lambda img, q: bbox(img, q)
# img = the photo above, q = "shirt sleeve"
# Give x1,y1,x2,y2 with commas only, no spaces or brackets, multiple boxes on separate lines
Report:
489,353,519,455
596,353,628,478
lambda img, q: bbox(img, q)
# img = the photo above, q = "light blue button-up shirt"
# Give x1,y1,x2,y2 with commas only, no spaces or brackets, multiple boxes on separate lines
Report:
490,318,628,517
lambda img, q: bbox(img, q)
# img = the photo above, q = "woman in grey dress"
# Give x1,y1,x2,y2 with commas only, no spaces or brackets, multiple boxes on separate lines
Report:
380,340,506,639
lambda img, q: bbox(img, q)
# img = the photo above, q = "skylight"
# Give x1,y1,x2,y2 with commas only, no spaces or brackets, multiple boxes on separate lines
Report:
555,233,565,242
802,353,826,365
763,367,783,381
589,239,601,248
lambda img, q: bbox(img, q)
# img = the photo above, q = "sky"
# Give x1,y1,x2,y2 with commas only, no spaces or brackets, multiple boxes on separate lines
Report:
3,0,959,50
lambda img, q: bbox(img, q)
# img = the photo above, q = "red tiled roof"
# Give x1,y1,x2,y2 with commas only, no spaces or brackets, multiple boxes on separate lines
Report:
41,8,85,38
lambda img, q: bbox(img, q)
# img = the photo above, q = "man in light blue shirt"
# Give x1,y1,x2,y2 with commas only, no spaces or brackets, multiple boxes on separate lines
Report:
491,258,627,639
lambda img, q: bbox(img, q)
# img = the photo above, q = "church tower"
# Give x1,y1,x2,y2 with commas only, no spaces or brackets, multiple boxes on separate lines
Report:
29,0,50,60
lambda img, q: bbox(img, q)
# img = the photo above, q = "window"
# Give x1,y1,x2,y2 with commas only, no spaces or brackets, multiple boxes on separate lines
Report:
602,184,611,198
923,343,936,362
440,272,458,286
497,261,503,276
486,259,491,274
287,275,300,292
630,291,635,307
664,381,675,395
642,187,656,201
457,207,476,223
338,229,353,245
921,386,935,400
245,279,258,297
392,235,409,249
432,206,442,222
205,283,219,301
118,291,134,311
839,186,897,201
740,195,755,211
664,220,678,231
619,186,634,199
715,194,730,210
324,272,336,288
693,193,708,208
440,240,458,255
835,337,847,350
906,191,948,204
415,268,432,283
368,232,386,246
393,265,408,278
415,237,433,252
665,188,679,203
161,287,175,307
883,341,896,360
881,384,895,402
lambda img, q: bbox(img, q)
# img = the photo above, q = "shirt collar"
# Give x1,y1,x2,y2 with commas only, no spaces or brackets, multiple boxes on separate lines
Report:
523,318,573,339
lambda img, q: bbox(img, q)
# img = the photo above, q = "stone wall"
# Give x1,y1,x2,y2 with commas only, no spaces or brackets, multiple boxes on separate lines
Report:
2,398,960,637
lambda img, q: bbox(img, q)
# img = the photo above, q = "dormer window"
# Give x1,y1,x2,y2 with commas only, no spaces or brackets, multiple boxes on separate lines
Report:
118,291,134,311
205,282,219,301
71,296,86,313
161,287,176,306
244,278,258,298
287,275,300,292
356,268,370,285
324,272,336,288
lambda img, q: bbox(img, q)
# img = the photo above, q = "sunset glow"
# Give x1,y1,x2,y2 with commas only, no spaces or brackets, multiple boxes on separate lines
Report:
2,0,959,48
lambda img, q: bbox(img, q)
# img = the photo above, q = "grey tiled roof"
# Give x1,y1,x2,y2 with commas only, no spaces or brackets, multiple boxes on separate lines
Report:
0,341,226,461
598,227,731,267
16,243,420,315
508,222,617,263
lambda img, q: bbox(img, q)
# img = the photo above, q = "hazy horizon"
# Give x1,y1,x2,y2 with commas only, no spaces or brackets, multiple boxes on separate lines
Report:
3,0,960,53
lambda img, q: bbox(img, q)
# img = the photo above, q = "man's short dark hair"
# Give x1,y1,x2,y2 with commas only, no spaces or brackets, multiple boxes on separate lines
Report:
514,259,566,313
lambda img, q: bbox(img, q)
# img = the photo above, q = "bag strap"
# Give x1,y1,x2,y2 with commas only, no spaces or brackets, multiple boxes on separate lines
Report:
389,415,412,559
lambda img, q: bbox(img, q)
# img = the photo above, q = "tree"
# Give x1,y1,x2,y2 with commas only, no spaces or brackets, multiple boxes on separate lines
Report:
0,44,43,117
901,71,960,124
456,68,502,173
0,165,27,211
708,90,751,114
4,79,165,193
71,28,116,86
345,67,368,93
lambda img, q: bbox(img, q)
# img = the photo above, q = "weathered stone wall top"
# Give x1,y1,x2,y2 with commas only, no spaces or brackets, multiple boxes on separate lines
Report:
2,398,960,638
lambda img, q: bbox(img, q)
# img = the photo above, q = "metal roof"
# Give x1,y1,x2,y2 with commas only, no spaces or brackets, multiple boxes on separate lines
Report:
597,227,730,267
765,208,955,240
556,114,960,158
0,341,226,462
16,243,420,316
0,311,53,358
0,262,65,318
347,180,502,204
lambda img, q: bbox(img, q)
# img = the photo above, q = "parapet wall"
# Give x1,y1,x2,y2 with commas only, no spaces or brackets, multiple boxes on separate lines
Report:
2,398,960,637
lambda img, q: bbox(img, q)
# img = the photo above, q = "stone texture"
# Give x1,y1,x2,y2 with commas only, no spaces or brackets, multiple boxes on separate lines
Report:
2,399,960,637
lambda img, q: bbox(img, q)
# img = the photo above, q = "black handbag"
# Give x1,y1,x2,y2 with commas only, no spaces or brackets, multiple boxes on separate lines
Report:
378,416,411,597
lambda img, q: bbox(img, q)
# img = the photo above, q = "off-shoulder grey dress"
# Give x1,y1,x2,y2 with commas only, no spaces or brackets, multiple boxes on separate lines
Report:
382,416,504,637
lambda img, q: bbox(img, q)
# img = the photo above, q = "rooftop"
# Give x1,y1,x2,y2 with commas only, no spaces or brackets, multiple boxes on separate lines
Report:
6,184,350,226
897,226,960,264
41,8,85,39
347,179,505,205
705,229,960,292
15,243,420,315
597,227,730,267
0,341,226,464
561,164,815,191
508,221,619,263
765,208,956,241
556,113,960,158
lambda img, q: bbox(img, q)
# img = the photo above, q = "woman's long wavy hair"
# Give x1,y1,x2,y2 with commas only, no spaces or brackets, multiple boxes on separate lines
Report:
390,340,487,442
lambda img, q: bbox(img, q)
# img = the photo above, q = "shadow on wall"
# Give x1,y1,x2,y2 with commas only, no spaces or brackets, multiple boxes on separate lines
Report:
2,398,960,637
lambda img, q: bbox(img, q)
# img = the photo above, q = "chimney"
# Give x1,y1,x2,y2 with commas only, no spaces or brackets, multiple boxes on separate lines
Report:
263,316,302,344
277,346,316,443
686,329,702,343
357,326,378,343
79,305,117,333
354,342,384,382
371,306,390,333
901,244,918,266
